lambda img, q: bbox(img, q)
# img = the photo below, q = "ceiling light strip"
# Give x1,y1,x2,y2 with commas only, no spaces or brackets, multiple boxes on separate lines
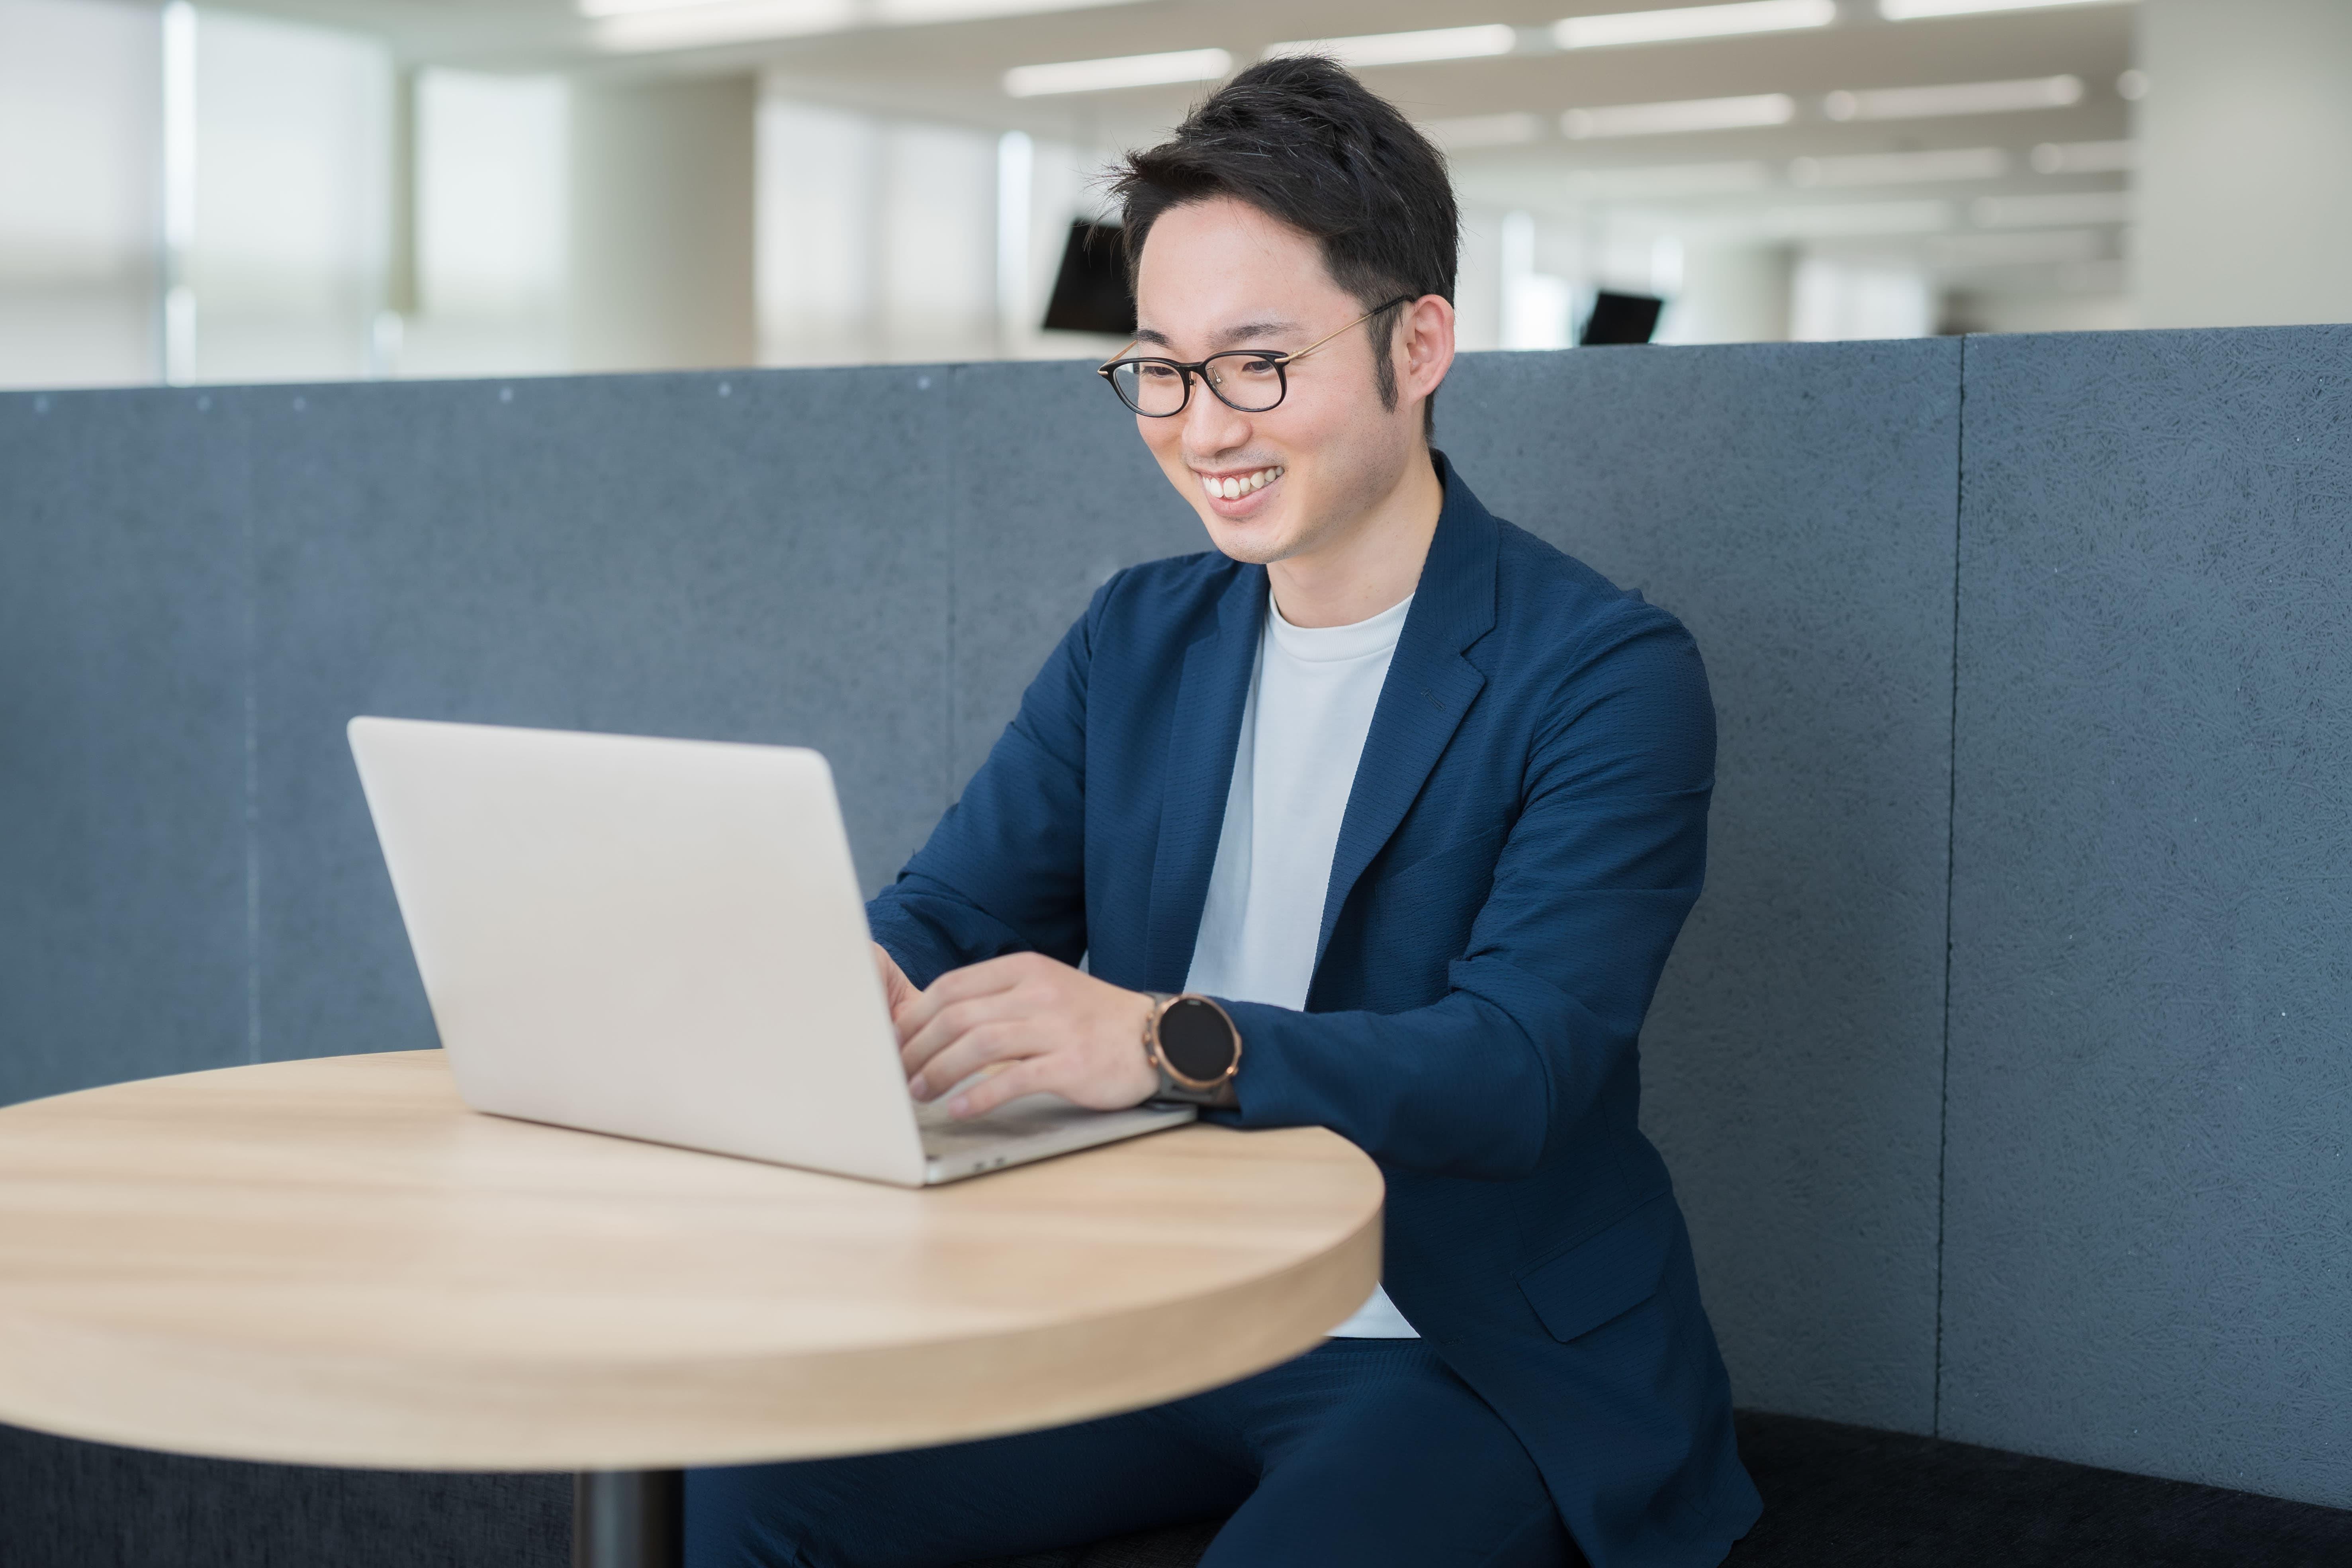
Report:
1423,112,1546,150
1790,147,2009,186
1562,161,1773,197
1563,92,1796,138
1555,0,1836,50
587,0,1153,49
582,0,724,17
2029,138,2135,174
1824,74,2083,120
1004,47,1231,97
1971,191,2135,227
1880,0,2134,19
591,0,853,49
1264,25,1518,69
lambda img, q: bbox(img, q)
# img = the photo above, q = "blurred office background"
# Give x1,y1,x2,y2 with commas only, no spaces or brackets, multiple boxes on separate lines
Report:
2,0,2346,390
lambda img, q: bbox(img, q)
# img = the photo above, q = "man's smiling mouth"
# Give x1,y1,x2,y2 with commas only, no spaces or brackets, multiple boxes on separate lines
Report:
1198,465,1285,501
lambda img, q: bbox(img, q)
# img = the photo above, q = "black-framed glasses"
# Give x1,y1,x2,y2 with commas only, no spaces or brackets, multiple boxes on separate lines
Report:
1098,295,1417,418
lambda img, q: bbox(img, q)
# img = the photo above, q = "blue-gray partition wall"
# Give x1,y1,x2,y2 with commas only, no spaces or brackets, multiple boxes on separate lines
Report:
0,392,252,1100
1440,342,1961,1438
1942,326,2352,1506
245,372,962,1067
2,329,2348,1560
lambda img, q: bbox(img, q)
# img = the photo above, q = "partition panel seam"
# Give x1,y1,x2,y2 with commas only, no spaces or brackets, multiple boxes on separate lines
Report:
1932,335,1967,1437
944,368,961,819
241,408,261,1067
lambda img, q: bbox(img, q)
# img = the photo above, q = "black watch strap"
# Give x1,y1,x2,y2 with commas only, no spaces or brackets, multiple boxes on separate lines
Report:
1142,992,1242,1106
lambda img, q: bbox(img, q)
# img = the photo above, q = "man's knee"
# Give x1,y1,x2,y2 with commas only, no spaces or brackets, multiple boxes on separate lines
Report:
684,1464,854,1568
1196,1364,1558,1564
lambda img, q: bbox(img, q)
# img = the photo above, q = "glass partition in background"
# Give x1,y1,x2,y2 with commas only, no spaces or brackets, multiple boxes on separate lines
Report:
0,0,163,389
0,0,389,391
399,70,570,381
0,2,1115,388
0,1,2154,391
182,7,390,385
754,90,1118,368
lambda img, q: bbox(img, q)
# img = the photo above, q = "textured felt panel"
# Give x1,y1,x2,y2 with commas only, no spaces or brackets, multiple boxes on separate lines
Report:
968,1408,2352,1568
0,389,252,1106
14,1411,2348,1568
942,360,1205,790
1720,1411,2352,1568
1435,343,1961,1435
1942,326,2352,1507
0,1423,566,1568
240,367,955,1061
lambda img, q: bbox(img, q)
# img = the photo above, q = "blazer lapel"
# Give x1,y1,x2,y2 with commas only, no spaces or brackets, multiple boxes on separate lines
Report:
1314,459,1499,971
1144,564,1268,989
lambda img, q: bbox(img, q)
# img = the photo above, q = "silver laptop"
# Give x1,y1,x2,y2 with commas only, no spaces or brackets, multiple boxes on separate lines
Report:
346,716,1193,1186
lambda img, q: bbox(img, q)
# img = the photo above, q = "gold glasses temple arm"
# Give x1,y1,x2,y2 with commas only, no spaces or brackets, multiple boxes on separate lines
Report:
1280,294,1419,366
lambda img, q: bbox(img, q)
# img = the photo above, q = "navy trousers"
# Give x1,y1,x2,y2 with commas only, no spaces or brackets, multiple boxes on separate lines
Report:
686,1338,1581,1568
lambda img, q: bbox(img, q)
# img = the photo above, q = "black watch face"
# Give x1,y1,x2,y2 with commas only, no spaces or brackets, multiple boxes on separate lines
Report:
1159,997,1235,1082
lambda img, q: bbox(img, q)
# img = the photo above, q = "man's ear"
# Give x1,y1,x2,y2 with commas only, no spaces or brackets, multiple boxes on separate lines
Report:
1397,295,1456,407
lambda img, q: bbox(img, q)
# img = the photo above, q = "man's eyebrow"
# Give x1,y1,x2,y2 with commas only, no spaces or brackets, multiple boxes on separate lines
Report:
1214,318,1297,348
1129,318,1302,352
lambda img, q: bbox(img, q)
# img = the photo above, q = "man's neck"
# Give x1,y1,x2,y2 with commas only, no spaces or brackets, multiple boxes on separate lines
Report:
1266,447,1445,629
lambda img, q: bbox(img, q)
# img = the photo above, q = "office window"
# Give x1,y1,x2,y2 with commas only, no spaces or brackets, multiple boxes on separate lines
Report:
0,0,162,389
876,121,996,362
400,70,571,379
1792,256,1934,342
757,88,1014,367
186,8,390,383
757,98,878,367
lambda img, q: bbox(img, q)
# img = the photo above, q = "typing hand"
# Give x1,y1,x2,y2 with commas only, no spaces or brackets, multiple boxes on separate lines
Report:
896,952,1159,1120
871,943,921,1028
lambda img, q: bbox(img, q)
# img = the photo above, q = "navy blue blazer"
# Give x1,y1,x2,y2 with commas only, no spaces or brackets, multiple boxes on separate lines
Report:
868,458,1761,1568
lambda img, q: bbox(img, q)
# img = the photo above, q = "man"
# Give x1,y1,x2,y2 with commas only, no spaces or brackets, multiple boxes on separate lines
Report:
688,55,1760,1568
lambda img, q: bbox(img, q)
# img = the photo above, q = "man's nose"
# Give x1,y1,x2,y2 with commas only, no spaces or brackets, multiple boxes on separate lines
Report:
1182,376,1251,455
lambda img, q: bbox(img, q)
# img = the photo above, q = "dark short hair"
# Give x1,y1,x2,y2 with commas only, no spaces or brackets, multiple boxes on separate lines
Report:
1110,55,1457,433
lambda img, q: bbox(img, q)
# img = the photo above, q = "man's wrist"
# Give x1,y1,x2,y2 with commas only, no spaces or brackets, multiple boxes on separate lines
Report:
1139,991,1243,1108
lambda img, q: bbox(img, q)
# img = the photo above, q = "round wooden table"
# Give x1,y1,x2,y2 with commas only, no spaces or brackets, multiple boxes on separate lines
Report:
0,1050,1383,1567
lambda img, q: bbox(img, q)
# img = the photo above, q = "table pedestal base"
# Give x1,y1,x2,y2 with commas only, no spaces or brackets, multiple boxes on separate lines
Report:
575,1468,683,1568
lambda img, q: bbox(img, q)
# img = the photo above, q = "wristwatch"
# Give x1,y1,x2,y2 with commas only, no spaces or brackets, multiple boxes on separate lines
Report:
1141,992,1243,1106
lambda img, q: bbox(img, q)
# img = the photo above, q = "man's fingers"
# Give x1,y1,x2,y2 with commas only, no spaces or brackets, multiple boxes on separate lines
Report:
894,956,1027,1041
870,945,918,1021
947,1055,1051,1120
911,1021,1028,1104
899,992,1025,1081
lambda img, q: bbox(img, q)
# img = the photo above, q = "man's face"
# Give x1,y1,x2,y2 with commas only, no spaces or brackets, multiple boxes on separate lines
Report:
1129,197,1424,568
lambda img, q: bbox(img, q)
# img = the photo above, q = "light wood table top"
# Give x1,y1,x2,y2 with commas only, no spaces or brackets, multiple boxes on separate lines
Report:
0,1050,1382,1472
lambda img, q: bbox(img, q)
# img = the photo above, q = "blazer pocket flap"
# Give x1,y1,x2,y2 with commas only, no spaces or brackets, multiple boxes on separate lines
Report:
1517,1196,1675,1343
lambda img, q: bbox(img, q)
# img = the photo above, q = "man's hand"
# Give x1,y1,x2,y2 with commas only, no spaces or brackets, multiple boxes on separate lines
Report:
896,951,1158,1119
871,942,921,1028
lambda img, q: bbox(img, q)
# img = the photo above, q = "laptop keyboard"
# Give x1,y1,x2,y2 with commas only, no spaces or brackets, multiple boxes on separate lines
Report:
915,1091,1096,1154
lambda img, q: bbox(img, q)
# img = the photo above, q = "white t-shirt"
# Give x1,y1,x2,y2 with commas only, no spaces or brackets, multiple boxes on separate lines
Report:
1184,587,1420,1339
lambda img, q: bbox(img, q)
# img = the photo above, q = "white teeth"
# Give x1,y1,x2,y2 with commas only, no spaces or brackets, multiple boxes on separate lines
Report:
1201,466,1284,502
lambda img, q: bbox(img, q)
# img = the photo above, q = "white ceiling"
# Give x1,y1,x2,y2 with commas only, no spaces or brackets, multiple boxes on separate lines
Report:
225,0,2142,292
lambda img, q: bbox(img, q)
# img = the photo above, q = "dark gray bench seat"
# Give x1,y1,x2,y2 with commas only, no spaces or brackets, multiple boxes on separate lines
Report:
10,1411,2350,1567
964,1411,2352,1568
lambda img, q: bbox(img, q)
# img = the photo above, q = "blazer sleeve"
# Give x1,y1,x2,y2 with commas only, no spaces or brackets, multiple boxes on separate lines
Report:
1209,605,1715,1180
862,578,1110,989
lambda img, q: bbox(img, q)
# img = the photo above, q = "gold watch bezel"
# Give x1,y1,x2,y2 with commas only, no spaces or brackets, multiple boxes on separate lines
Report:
1144,991,1243,1091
